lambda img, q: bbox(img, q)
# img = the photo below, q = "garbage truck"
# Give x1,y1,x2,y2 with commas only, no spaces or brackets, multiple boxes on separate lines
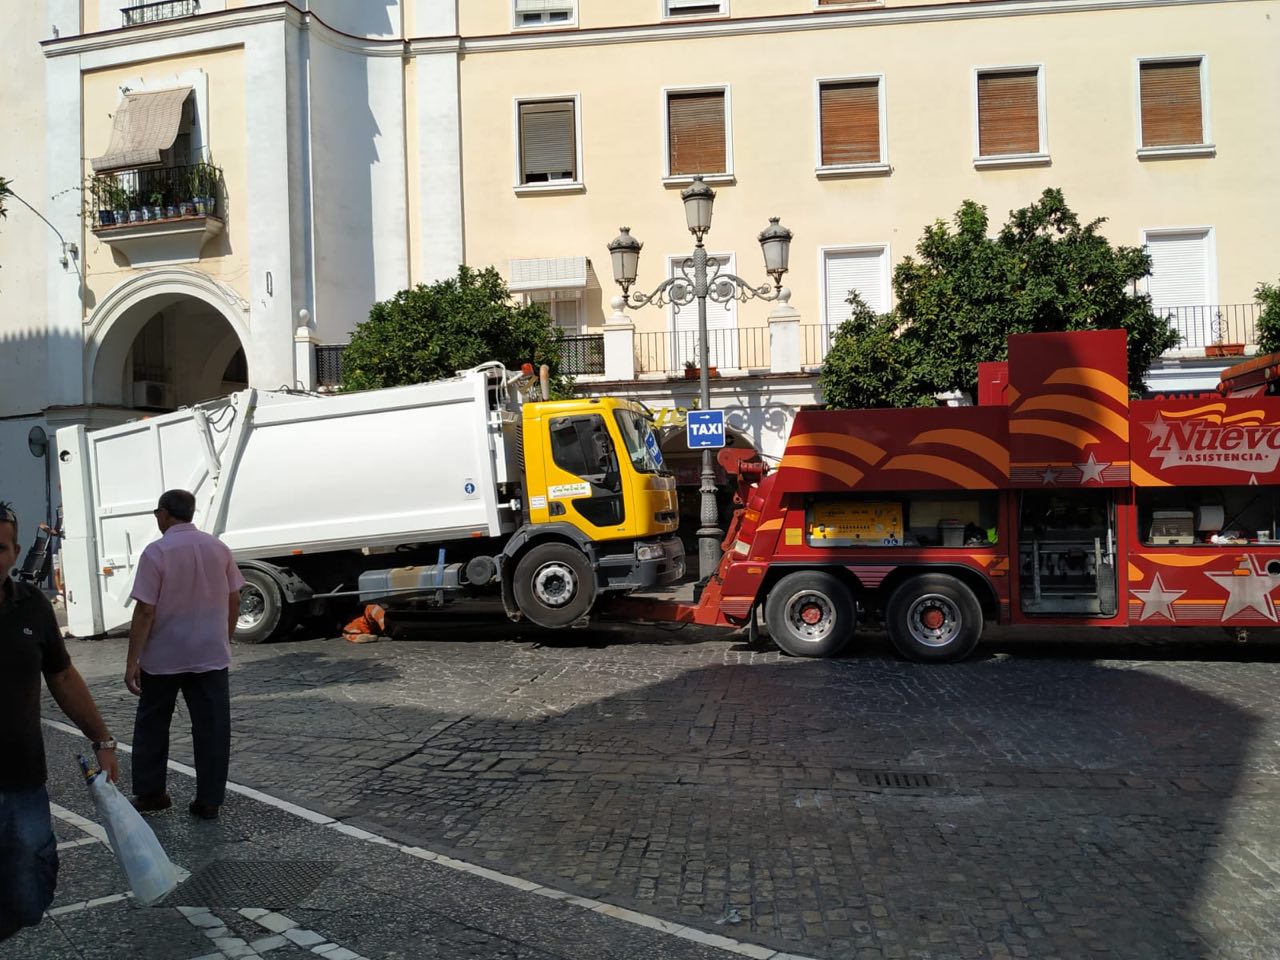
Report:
55,363,684,642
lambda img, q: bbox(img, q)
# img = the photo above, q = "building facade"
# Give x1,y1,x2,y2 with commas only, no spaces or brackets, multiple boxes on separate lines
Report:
0,0,1275,533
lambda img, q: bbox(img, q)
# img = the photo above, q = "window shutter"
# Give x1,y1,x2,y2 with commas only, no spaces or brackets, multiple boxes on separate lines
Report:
667,91,726,176
1145,231,1211,310
520,101,576,182
824,249,887,327
1140,61,1203,147
820,80,880,166
977,70,1039,156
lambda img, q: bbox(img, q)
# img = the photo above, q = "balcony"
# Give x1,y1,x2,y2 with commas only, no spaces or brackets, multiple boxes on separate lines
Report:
88,162,224,266
632,326,834,376
1161,304,1261,354
121,0,200,26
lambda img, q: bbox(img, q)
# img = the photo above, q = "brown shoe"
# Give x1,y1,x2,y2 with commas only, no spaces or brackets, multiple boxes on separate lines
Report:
188,801,220,820
130,793,172,813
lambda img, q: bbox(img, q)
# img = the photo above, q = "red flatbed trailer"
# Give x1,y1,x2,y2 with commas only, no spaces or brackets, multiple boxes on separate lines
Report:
626,330,1280,661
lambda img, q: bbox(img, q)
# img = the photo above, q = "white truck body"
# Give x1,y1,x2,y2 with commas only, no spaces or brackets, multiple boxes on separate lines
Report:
56,365,520,638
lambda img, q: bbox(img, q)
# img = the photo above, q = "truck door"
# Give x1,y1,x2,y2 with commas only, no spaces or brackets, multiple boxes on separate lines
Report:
1018,489,1118,617
547,414,625,530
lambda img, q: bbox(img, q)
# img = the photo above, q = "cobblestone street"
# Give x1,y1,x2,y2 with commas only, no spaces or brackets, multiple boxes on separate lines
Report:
12,615,1280,959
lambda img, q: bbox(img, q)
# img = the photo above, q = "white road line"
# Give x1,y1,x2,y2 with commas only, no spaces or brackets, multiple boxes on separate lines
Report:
42,717,818,960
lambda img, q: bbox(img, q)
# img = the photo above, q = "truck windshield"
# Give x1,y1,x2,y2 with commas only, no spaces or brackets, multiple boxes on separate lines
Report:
613,410,667,475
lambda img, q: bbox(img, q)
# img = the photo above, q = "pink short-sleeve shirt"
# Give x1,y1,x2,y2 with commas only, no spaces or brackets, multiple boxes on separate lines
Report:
130,523,247,674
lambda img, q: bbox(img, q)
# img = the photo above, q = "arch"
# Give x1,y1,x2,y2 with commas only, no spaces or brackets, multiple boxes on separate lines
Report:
85,267,251,405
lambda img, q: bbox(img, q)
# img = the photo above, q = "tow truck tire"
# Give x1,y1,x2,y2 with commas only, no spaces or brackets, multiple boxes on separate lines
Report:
513,543,597,628
885,573,982,662
764,571,855,658
235,567,292,644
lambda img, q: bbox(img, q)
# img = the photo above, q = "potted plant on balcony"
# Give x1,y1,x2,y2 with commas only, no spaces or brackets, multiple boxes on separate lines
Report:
682,358,718,379
188,163,216,217
1206,310,1245,357
127,191,143,223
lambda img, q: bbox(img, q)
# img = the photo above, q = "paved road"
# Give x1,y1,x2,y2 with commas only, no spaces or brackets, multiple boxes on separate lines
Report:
11,613,1280,959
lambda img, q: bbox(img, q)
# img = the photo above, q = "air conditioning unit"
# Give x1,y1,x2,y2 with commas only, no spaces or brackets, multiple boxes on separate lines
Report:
132,380,174,409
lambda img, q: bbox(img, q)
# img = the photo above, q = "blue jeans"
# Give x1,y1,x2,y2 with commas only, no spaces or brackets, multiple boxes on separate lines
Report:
0,785,57,941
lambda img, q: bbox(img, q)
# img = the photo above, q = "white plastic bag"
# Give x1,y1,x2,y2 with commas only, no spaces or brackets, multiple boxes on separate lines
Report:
79,757,179,905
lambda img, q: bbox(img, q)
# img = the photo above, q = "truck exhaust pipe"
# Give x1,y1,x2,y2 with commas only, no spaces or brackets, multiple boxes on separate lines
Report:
540,364,550,401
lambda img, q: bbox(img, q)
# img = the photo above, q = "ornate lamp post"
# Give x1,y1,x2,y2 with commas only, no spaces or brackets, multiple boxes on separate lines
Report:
607,176,793,580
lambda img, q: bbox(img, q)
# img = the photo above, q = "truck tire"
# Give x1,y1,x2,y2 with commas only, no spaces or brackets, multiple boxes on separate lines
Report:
884,573,982,662
513,543,597,628
235,568,292,644
764,571,855,658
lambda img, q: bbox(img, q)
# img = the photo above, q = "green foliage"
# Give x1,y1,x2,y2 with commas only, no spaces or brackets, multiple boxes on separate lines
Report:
1255,279,1280,354
820,188,1180,408
340,265,570,396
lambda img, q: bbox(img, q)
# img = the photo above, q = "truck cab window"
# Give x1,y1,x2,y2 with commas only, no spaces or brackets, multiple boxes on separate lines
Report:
613,410,666,475
549,414,625,526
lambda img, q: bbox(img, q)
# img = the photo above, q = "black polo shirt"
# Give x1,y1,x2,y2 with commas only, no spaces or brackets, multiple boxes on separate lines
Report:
0,577,71,791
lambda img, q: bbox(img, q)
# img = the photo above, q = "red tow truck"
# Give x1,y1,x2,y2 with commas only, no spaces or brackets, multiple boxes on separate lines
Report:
642,329,1280,661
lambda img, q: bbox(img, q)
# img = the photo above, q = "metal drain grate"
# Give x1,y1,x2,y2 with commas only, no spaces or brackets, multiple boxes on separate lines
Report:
171,860,337,908
857,770,938,789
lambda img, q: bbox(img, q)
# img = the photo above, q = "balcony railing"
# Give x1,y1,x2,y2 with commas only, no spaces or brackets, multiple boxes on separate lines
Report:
88,162,223,229
121,0,199,26
557,333,605,376
630,326,837,376
1161,304,1260,350
316,345,347,389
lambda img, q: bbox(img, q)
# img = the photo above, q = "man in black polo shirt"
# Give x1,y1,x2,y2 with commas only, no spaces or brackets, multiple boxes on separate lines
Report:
0,501,119,942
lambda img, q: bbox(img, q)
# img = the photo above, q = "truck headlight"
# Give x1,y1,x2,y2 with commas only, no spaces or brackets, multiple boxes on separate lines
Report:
636,543,661,562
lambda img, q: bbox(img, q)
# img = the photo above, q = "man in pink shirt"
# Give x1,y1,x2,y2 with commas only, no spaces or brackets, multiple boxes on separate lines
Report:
126,489,246,820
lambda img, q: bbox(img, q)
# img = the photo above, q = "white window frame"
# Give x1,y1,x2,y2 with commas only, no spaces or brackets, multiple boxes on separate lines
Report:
1134,54,1214,159
512,94,585,195
971,64,1050,169
818,244,892,331
1141,226,1218,348
813,73,890,178
662,83,734,184
526,290,585,334
511,0,578,30
662,0,728,19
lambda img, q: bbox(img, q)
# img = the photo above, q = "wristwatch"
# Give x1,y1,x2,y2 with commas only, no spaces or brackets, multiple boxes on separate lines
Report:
92,739,117,751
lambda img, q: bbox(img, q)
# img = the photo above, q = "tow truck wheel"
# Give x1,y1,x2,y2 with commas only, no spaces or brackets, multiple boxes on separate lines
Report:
885,574,982,662
235,568,292,644
764,571,855,658
513,543,597,628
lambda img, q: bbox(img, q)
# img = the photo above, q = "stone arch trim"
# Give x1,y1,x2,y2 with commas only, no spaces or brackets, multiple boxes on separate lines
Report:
84,268,251,403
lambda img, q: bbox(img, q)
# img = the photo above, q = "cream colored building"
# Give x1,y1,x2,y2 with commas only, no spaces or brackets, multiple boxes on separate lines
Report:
0,0,1274,527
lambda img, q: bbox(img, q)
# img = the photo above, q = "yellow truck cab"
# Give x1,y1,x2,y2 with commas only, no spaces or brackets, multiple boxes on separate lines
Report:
501,396,685,626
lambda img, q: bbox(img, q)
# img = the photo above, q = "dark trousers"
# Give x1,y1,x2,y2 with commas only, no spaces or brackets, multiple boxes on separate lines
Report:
0,785,56,941
132,668,230,806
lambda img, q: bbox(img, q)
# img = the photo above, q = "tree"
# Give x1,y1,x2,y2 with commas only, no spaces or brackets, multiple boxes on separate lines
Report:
340,265,567,394
819,189,1180,408
1254,279,1280,354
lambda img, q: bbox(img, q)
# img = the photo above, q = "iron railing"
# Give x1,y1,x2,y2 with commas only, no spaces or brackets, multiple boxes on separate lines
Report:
316,345,346,388
633,327,773,375
557,334,605,376
1161,304,1260,350
88,162,223,228
121,0,199,26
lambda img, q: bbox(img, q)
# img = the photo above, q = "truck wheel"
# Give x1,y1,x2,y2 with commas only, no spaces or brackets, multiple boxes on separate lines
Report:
513,543,597,628
235,568,292,644
885,574,982,662
765,571,855,658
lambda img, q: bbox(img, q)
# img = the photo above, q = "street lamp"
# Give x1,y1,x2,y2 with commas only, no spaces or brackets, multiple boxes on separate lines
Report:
607,176,793,580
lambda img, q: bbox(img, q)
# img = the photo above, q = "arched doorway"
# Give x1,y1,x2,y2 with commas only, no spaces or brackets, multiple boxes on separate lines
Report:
86,269,251,411
658,425,757,558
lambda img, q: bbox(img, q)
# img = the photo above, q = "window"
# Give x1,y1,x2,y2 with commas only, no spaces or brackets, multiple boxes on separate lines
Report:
974,67,1046,165
664,0,727,16
1144,228,1216,347
517,98,579,188
512,0,575,28
1138,58,1210,155
817,77,886,172
821,246,889,330
529,292,583,334
666,88,729,178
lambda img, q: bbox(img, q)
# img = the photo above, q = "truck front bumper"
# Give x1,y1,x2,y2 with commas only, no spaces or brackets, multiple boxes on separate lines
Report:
598,536,686,591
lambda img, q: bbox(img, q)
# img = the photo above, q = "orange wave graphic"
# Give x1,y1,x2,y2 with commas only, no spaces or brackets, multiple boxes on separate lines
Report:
1128,461,1170,487
1136,554,1219,567
912,429,1009,473
1165,403,1226,422
1016,395,1129,441
786,432,886,465
780,455,865,486
1045,367,1129,405
1222,409,1268,425
1009,419,1101,449
881,454,996,489
756,518,782,533
1128,562,1144,582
